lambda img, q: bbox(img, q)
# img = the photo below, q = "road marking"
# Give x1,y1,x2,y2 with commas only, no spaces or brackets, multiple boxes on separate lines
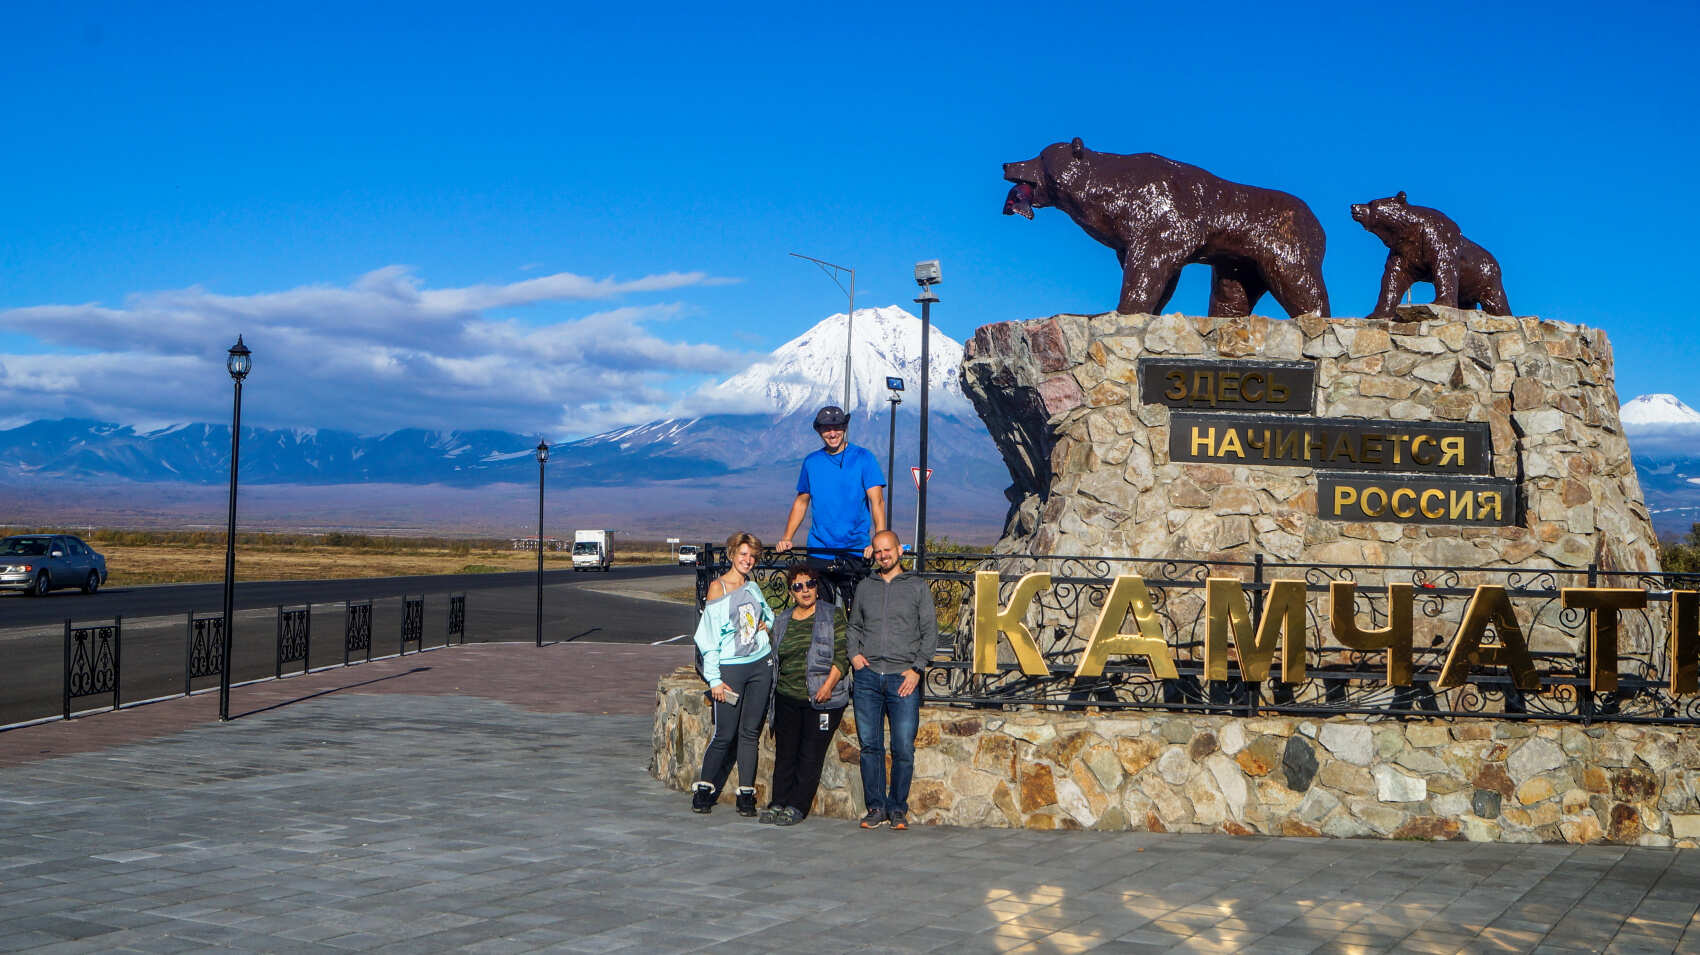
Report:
651,633,689,645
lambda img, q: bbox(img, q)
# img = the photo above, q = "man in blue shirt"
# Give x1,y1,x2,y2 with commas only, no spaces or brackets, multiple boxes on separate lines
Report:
776,406,887,604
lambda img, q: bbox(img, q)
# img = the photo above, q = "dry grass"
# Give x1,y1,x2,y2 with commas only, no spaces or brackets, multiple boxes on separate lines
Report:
0,527,683,586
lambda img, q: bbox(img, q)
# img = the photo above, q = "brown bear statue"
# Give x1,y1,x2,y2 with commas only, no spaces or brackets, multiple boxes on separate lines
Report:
1350,192,1511,317
1002,138,1330,318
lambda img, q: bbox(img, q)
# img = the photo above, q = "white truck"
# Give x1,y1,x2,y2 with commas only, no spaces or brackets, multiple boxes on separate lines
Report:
572,529,613,572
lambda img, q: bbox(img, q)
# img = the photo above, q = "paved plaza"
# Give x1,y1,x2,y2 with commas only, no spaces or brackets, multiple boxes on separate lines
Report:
2,643,1700,953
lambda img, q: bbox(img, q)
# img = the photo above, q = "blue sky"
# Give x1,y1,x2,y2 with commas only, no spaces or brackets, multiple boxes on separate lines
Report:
2,1,1696,438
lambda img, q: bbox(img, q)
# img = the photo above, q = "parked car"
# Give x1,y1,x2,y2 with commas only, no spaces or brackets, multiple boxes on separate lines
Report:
0,534,108,596
676,544,699,566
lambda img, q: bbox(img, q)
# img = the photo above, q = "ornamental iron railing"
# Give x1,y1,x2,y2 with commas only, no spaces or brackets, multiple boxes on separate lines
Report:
695,545,1700,726
276,605,311,678
185,612,225,695
64,617,121,719
344,600,373,665
399,595,424,655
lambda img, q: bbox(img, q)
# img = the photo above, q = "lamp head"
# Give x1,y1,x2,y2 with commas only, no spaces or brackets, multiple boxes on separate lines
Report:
535,440,550,464
226,335,252,381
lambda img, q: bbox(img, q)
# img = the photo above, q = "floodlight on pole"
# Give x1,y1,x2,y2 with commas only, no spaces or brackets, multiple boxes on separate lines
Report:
912,261,939,572
789,252,855,411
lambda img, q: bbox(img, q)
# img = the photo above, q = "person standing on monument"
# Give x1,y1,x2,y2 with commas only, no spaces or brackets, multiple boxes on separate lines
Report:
847,529,936,831
690,531,775,817
775,405,887,607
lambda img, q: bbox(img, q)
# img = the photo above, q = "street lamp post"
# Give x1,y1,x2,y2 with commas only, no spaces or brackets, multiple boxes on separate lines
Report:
789,252,856,412
885,376,903,532
219,335,251,721
913,261,940,572
535,440,549,648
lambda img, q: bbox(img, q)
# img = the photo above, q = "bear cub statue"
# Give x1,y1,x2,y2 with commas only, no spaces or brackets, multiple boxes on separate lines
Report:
1351,192,1511,317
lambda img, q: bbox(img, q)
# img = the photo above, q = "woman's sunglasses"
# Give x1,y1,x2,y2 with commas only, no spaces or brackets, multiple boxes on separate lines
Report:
789,580,817,592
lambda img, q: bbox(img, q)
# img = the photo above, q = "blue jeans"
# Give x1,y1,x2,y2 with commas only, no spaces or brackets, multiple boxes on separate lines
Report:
852,669,922,814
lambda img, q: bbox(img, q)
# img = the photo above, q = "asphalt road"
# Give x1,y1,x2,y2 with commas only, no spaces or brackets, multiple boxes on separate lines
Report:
0,563,702,727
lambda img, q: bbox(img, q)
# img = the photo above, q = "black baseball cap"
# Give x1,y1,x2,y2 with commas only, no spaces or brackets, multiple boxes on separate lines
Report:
813,406,850,429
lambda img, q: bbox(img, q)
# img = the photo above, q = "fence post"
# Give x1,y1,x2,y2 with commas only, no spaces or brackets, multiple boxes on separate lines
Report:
186,611,195,696
112,616,122,713
62,618,71,720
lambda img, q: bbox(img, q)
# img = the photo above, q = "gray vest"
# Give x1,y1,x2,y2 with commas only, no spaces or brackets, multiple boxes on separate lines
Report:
772,603,851,710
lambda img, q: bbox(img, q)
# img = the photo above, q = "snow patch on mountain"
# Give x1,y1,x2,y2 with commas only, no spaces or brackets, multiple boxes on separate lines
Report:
1623,394,1700,428
702,305,970,417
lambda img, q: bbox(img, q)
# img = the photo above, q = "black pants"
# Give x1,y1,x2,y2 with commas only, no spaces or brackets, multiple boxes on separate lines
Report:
769,692,845,817
697,654,774,792
814,554,869,611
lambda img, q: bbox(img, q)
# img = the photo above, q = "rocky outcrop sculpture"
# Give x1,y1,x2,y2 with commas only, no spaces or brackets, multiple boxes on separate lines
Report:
1351,192,1511,317
1002,139,1331,319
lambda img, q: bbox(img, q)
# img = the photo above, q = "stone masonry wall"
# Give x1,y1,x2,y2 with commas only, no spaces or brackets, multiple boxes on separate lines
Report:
958,305,1661,575
653,670,1700,845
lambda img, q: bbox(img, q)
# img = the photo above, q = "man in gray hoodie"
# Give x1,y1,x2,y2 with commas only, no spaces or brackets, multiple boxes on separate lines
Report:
847,530,938,830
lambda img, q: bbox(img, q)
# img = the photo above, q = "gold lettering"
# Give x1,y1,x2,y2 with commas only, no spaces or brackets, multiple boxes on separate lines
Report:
972,571,1052,676
1478,491,1502,522
1273,430,1301,459
1360,434,1384,465
1240,372,1264,402
1391,488,1416,518
1217,428,1244,458
1389,433,1407,465
1449,489,1474,521
1361,486,1388,517
1329,582,1414,685
1333,485,1358,515
1074,575,1179,679
1439,436,1465,468
1410,434,1436,466
1219,372,1241,402
1329,434,1357,463
1190,427,1215,457
1269,380,1289,403
1191,371,1214,405
1672,591,1699,694
1163,370,1186,401
1563,588,1648,692
1437,585,1539,690
1246,429,1268,457
1306,432,1326,461
1420,489,1445,519
1204,577,1307,683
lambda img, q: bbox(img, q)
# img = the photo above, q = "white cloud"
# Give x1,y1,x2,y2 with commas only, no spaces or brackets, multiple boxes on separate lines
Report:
0,266,752,438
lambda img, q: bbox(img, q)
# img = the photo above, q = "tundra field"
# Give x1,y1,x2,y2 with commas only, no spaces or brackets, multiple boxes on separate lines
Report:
0,527,689,586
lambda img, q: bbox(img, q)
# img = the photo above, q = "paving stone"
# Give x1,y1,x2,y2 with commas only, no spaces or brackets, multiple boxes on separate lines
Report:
1,645,1699,952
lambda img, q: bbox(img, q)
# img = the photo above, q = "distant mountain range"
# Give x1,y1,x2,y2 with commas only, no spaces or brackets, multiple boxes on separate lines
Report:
1620,393,1700,539
3,321,1698,542
0,307,1013,541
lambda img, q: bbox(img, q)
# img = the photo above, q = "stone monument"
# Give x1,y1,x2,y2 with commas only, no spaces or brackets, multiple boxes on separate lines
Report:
961,306,1660,576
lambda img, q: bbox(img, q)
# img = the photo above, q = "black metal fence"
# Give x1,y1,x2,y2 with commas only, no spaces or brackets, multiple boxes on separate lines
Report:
47,593,467,723
696,545,1700,725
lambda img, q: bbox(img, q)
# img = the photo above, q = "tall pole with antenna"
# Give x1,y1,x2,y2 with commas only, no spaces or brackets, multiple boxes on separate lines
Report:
789,253,855,411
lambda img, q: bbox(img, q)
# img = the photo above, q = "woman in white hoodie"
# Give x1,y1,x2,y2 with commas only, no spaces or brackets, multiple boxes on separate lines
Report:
690,531,775,816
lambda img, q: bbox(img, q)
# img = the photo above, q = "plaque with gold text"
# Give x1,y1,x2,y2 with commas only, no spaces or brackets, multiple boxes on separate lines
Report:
1138,358,1314,413
1169,412,1492,475
1316,472,1517,526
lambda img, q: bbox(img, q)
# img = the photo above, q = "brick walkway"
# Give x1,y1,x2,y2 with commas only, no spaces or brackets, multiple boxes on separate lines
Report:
2,642,1699,953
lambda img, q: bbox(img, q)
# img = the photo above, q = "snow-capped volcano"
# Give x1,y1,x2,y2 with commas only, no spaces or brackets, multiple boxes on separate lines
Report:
1622,393,1700,428
704,305,970,417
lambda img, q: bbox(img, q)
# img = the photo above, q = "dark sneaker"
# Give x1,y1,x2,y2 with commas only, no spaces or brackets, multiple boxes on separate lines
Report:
691,783,716,814
758,805,778,824
772,806,803,827
889,810,908,830
859,808,888,829
735,788,758,817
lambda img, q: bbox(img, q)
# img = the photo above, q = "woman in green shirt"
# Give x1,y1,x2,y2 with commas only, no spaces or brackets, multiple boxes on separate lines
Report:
761,565,850,826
